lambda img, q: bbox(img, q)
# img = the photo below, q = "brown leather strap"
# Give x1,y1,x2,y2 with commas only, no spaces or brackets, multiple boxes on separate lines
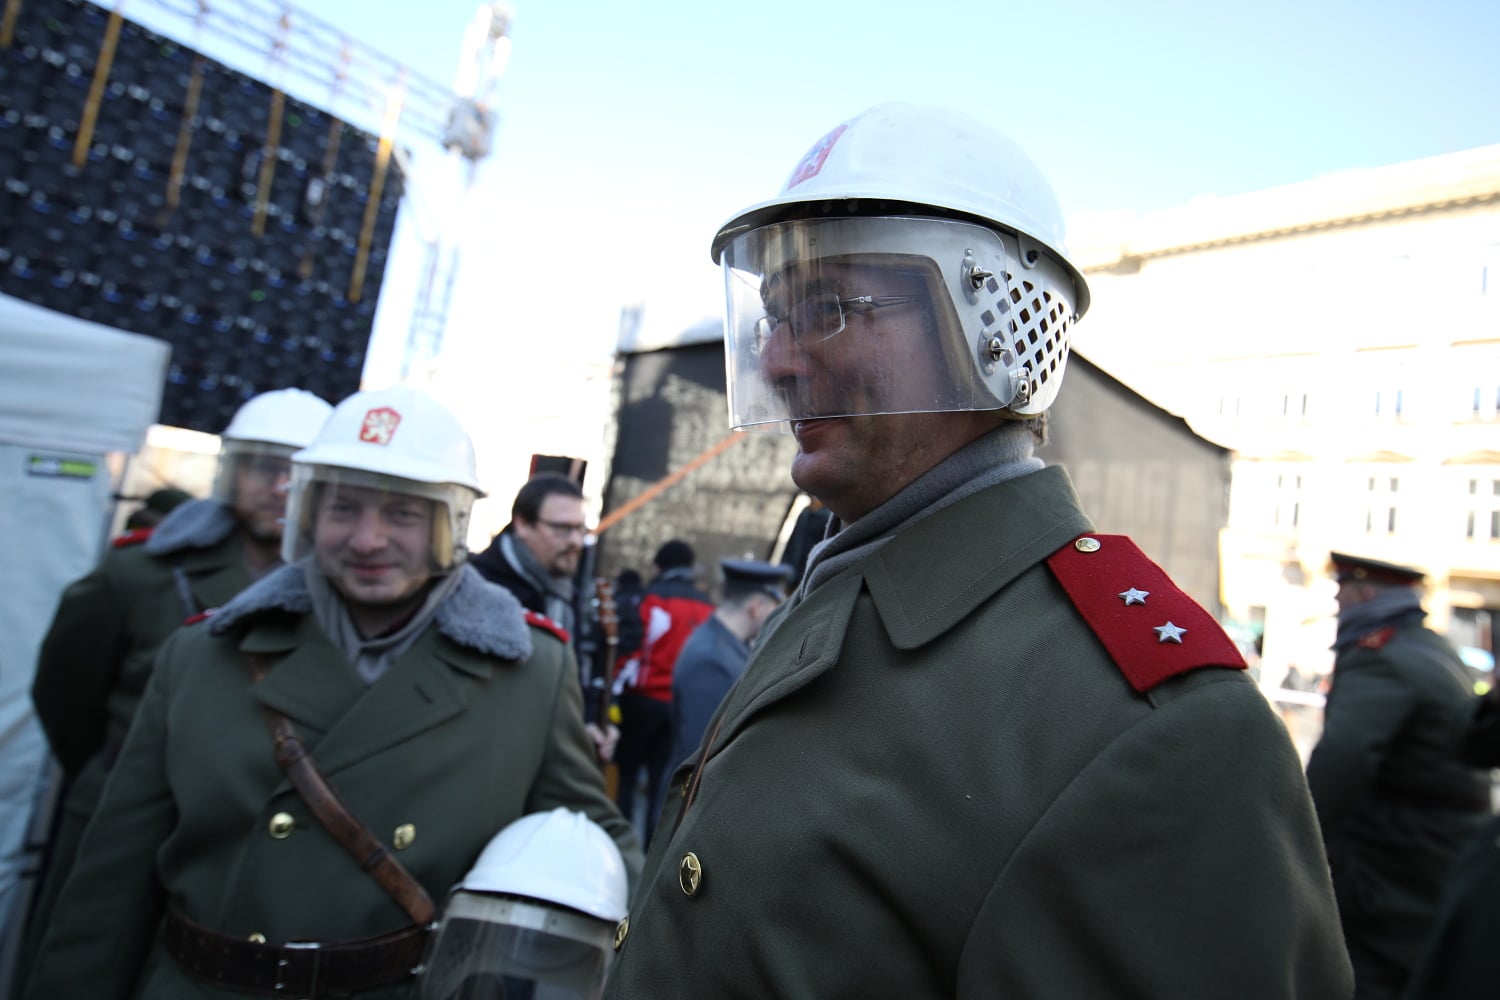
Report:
247,654,436,926
163,908,427,996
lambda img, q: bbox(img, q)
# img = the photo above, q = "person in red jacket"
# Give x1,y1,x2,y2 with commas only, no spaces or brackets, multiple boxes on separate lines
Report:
612,540,713,845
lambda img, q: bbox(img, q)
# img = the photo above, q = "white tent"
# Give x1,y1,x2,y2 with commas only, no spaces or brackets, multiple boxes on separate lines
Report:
0,293,168,980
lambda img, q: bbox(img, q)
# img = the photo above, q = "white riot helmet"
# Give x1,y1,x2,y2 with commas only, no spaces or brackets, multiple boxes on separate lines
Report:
418,809,628,1000
281,386,485,570
713,102,1090,430
210,388,333,505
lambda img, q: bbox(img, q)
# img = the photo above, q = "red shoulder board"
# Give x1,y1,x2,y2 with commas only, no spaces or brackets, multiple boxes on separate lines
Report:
524,610,570,646
1357,627,1395,650
1047,534,1247,693
183,609,216,626
111,527,154,548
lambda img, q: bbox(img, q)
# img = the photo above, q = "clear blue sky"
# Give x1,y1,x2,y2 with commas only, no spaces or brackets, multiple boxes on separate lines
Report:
128,0,1500,390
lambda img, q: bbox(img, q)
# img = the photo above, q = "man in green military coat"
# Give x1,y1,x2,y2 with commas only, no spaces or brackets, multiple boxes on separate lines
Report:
20,388,333,980
602,103,1352,999
22,386,640,999
1308,552,1491,1000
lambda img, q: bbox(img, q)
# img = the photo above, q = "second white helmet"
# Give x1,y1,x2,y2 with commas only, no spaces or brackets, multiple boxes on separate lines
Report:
281,386,484,569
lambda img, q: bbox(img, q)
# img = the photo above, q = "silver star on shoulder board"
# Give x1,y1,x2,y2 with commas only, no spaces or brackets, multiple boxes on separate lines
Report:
1154,622,1187,644
1119,587,1149,606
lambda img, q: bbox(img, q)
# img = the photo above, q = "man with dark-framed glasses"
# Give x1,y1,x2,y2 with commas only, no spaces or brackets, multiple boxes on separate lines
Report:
603,103,1351,999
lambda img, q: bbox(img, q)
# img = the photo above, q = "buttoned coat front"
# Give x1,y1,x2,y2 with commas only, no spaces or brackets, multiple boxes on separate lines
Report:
604,467,1352,1000
23,565,640,1000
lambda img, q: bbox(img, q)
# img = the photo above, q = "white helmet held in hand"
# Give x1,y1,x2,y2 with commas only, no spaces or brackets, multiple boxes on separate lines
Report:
211,388,333,505
417,809,628,1000
714,102,1089,429
281,385,484,570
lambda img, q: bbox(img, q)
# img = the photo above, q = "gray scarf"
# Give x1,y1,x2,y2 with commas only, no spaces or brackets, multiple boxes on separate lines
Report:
500,532,576,635
796,421,1043,601
1334,587,1425,650
304,557,465,684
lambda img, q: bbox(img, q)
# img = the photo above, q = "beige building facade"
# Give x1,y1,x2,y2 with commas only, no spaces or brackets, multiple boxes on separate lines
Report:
1068,145,1500,689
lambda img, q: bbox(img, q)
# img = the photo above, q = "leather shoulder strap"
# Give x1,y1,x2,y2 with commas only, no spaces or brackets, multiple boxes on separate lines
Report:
247,654,436,926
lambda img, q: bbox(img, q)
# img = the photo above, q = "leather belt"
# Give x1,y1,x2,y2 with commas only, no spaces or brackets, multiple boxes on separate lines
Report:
163,909,429,997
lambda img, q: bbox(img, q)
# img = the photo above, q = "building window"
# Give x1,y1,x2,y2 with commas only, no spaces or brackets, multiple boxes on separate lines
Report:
1275,473,1301,529
1375,388,1406,421
1364,475,1399,535
1472,385,1500,421
1464,476,1500,541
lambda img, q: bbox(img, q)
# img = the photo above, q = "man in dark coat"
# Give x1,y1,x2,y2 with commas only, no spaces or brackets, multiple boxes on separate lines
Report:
470,473,588,635
1307,551,1492,1000
22,386,638,999
603,103,1351,999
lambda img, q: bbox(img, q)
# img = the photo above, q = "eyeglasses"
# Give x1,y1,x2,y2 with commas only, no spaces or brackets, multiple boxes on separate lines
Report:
240,455,291,480
537,518,589,539
753,293,922,352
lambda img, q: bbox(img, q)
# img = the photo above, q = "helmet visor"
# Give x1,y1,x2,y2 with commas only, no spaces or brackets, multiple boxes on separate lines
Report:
281,463,477,569
418,895,613,1000
721,216,1029,431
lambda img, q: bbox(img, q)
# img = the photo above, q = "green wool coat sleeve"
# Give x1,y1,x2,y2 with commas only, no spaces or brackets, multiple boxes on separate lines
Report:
1305,651,1411,830
523,639,644,892
23,624,182,1000
965,670,1352,999
32,562,133,775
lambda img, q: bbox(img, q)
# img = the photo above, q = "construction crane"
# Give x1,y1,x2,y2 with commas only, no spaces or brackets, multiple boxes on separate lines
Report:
401,2,515,384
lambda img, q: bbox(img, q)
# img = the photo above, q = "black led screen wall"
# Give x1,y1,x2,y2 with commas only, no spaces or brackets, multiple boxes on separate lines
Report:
0,0,404,432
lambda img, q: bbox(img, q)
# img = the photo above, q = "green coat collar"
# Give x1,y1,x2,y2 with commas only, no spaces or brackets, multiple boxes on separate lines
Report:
864,465,1092,649
716,467,1091,748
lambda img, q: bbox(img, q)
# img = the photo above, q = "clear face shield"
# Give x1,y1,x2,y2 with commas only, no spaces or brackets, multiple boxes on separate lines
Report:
211,441,297,505
417,894,615,1000
281,464,478,570
720,216,1079,430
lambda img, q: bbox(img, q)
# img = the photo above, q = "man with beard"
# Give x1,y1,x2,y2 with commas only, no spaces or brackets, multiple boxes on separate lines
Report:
602,103,1351,998
471,474,588,639
21,388,332,979
21,385,638,999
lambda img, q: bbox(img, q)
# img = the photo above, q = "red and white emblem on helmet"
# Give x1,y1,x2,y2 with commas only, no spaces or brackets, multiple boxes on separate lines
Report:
359,407,402,445
783,123,847,190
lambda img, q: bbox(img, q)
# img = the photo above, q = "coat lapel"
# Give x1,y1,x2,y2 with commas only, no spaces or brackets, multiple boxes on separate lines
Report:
863,466,1092,649
299,628,488,778
243,616,364,738
243,617,491,778
708,467,1092,753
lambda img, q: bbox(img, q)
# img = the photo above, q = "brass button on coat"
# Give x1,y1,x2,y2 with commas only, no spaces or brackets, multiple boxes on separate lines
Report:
679,852,703,896
393,824,416,850
613,917,629,951
268,812,295,839
1075,537,1101,553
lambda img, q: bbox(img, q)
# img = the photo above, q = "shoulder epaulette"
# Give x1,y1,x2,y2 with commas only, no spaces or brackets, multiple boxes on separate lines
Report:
1356,627,1395,650
1046,534,1246,693
524,609,570,646
111,527,154,549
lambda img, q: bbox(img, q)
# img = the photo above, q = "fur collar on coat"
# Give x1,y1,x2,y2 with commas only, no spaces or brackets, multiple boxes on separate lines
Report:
207,562,535,662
